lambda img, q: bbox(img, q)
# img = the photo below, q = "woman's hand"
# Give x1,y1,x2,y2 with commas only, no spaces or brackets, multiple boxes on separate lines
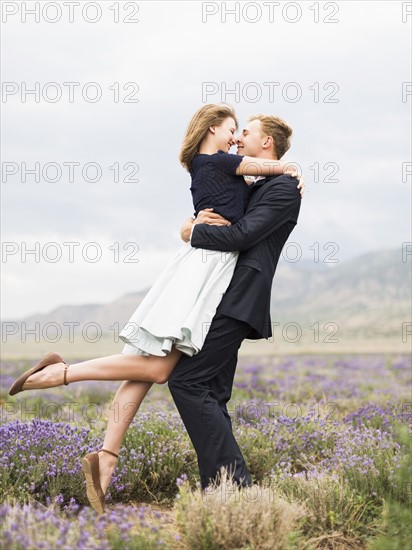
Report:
289,173,304,198
282,165,304,198
237,157,304,196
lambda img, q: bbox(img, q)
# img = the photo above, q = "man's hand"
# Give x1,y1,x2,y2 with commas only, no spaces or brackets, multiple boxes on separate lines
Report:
180,209,231,243
195,208,232,226
180,217,194,243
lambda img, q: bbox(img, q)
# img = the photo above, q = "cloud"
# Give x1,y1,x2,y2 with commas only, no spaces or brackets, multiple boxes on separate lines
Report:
1,0,410,318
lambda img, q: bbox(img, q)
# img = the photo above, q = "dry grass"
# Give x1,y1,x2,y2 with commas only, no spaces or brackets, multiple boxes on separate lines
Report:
274,474,381,549
174,469,306,549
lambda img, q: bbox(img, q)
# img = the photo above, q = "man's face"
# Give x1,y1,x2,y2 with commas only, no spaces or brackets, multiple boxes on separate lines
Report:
236,119,265,157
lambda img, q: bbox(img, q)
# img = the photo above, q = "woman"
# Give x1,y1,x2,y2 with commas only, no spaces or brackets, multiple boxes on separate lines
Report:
8,104,303,513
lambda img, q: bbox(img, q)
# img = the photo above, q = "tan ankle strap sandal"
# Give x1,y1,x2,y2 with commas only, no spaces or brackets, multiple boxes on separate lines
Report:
8,352,70,396
81,447,119,514
97,448,119,459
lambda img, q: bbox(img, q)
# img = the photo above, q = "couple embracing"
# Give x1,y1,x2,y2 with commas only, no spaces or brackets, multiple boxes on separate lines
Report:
9,103,303,512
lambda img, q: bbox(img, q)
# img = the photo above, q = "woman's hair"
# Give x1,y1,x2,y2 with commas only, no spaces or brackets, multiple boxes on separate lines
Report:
249,114,293,159
179,104,238,171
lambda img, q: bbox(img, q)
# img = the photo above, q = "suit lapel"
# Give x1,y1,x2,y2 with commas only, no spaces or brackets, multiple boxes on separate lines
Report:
250,177,267,194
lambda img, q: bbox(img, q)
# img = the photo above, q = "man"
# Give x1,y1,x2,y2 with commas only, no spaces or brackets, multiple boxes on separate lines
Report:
168,114,302,489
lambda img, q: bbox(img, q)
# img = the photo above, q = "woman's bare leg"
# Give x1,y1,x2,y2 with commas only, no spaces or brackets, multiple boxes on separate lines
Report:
98,379,153,493
22,348,183,390
22,349,183,489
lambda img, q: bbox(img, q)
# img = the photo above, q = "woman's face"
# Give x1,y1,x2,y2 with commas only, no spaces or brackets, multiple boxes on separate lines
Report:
210,117,237,153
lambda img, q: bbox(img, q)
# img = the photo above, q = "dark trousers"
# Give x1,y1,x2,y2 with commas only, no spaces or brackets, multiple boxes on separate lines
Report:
168,310,253,489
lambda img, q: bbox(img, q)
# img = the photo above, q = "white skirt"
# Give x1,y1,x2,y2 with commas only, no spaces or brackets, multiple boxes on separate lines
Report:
119,242,238,357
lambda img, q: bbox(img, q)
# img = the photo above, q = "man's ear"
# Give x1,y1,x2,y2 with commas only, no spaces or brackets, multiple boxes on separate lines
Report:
262,135,273,150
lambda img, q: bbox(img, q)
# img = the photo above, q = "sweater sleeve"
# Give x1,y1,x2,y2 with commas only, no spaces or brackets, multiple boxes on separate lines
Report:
213,151,244,175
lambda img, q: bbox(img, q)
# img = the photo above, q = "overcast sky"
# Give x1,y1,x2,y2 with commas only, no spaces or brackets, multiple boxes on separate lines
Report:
1,0,411,320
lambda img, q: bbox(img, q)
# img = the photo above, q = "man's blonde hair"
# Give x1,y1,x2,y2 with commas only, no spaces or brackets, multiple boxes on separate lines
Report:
179,104,238,171
249,114,292,159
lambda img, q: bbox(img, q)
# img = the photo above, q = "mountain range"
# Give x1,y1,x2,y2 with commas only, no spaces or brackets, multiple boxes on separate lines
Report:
2,249,410,348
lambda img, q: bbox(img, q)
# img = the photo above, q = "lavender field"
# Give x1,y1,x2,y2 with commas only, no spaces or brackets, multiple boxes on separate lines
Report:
1,354,411,549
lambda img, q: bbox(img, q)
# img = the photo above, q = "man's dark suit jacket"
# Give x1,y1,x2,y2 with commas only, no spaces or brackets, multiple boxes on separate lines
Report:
190,174,301,340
